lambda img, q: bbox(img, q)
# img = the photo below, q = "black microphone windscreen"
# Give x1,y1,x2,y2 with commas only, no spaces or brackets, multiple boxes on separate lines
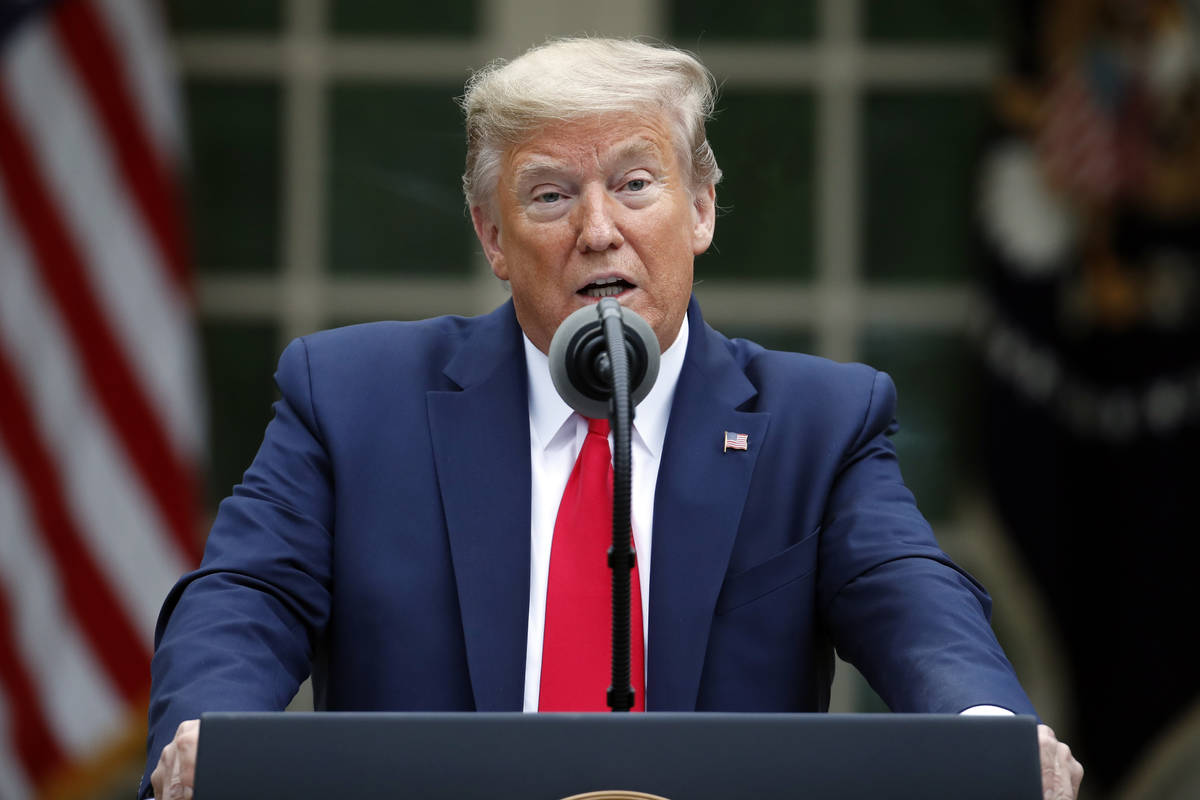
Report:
547,302,660,418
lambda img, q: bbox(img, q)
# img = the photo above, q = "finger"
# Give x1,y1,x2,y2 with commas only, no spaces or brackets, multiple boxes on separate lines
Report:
176,721,199,791
168,750,183,800
175,747,195,800
1055,738,1083,795
171,721,199,800
1070,757,1084,794
151,742,175,800
1036,725,1082,800
1037,726,1060,799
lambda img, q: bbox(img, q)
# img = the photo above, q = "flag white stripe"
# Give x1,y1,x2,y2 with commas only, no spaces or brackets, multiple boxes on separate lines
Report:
0,2,198,793
92,0,185,162
0,458,124,760
0,186,187,643
1,19,204,460
0,686,34,800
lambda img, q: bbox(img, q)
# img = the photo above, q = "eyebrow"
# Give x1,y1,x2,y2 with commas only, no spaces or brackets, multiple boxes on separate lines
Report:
512,139,668,189
513,159,570,188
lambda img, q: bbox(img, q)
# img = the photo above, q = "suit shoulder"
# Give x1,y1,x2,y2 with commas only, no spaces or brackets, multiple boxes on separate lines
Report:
719,333,881,396
717,331,900,448
301,315,475,360
273,314,485,402
717,332,897,431
291,313,485,372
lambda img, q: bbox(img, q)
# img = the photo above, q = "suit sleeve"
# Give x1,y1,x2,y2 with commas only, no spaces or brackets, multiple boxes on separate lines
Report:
817,370,1037,716
140,337,334,797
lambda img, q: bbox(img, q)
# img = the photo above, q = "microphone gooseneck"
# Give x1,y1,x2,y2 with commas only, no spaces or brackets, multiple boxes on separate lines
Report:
547,299,661,712
598,300,634,712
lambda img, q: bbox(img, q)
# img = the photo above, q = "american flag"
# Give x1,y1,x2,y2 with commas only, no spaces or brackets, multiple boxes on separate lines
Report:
1036,62,1149,204
723,431,748,452
0,1,202,797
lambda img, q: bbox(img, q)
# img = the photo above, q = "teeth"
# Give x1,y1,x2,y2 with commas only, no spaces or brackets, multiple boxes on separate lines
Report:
593,276,621,286
585,284,625,298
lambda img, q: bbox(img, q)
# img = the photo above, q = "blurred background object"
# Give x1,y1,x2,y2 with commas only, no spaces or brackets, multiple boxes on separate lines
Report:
0,0,204,798
974,0,1200,795
3,1,1197,798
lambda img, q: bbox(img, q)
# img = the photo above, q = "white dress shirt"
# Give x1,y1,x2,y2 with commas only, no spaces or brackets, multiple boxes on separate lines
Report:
521,316,688,712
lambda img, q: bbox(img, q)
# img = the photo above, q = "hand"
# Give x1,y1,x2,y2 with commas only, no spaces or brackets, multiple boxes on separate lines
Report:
151,719,199,800
1038,724,1083,800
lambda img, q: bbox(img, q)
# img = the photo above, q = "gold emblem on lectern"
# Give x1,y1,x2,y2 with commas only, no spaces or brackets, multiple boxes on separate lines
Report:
559,793,671,800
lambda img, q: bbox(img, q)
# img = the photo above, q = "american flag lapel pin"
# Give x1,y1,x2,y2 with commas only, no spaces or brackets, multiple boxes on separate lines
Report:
723,431,749,452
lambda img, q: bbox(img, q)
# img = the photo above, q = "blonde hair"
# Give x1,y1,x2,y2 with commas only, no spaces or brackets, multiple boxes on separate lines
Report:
460,37,722,210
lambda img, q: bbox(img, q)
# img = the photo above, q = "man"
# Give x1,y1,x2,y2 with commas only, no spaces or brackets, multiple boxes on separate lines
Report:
145,38,1083,799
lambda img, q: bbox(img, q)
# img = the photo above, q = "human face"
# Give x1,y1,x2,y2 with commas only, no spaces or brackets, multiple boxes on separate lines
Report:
471,113,716,354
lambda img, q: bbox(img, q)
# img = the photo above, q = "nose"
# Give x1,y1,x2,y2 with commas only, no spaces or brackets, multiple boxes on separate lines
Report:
575,186,624,252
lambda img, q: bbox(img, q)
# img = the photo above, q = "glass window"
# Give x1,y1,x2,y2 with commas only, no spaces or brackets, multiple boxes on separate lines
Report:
861,90,989,282
327,84,472,276
185,80,283,274
861,328,975,521
328,0,479,36
169,0,282,34
200,321,281,506
864,0,1000,43
704,90,817,281
669,0,817,42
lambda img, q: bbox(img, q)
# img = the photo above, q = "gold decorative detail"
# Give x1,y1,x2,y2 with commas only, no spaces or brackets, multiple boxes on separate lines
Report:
559,792,672,800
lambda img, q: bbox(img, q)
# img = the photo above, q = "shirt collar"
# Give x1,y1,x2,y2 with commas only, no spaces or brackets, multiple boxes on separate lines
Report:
525,313,688,458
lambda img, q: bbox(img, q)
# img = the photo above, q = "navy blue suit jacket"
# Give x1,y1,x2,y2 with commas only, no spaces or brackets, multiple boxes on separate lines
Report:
142,298,1034,794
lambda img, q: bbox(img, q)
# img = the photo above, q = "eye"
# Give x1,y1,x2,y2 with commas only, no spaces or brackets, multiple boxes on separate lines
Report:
625,178,649,192
534,191,563,203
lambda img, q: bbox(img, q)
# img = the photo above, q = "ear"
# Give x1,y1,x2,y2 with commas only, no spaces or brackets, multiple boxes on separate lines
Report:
691,183,716,255
471,204,507,280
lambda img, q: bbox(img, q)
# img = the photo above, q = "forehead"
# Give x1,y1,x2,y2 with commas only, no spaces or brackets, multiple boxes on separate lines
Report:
503,113,680,182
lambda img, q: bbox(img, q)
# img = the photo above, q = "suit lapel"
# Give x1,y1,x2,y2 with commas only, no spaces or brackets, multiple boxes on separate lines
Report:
647,299,770,710
427,302,531,711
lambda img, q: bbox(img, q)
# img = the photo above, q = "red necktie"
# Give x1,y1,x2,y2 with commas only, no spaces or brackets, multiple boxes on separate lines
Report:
539,417,645,711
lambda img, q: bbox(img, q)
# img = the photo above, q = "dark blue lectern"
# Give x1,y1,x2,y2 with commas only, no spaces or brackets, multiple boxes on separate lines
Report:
194,711,1041,799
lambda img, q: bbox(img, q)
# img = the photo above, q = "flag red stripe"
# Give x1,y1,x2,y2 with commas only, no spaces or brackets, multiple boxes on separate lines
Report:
0,87,201,566
0,580,66,786
51,0,191,298
0,347,151,702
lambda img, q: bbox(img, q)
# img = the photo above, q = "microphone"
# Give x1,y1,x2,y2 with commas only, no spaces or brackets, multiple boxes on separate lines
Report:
548,298,659,711
548,300,661,418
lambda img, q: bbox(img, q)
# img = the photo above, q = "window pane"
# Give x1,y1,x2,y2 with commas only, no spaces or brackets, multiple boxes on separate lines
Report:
704,90,816,281
864,0,1000,43
168,0,282,33
328,0,479,36
669,0,817,42
200,321,281,507
860,328,975,522
862,90,989,282
184,80,282,274
327,84,472,276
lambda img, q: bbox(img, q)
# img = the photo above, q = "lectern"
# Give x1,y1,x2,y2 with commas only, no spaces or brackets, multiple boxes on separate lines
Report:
193,712,1041,799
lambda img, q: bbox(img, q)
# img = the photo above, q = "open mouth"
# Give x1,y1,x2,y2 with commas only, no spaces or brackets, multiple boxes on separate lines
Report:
578,276,635,299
